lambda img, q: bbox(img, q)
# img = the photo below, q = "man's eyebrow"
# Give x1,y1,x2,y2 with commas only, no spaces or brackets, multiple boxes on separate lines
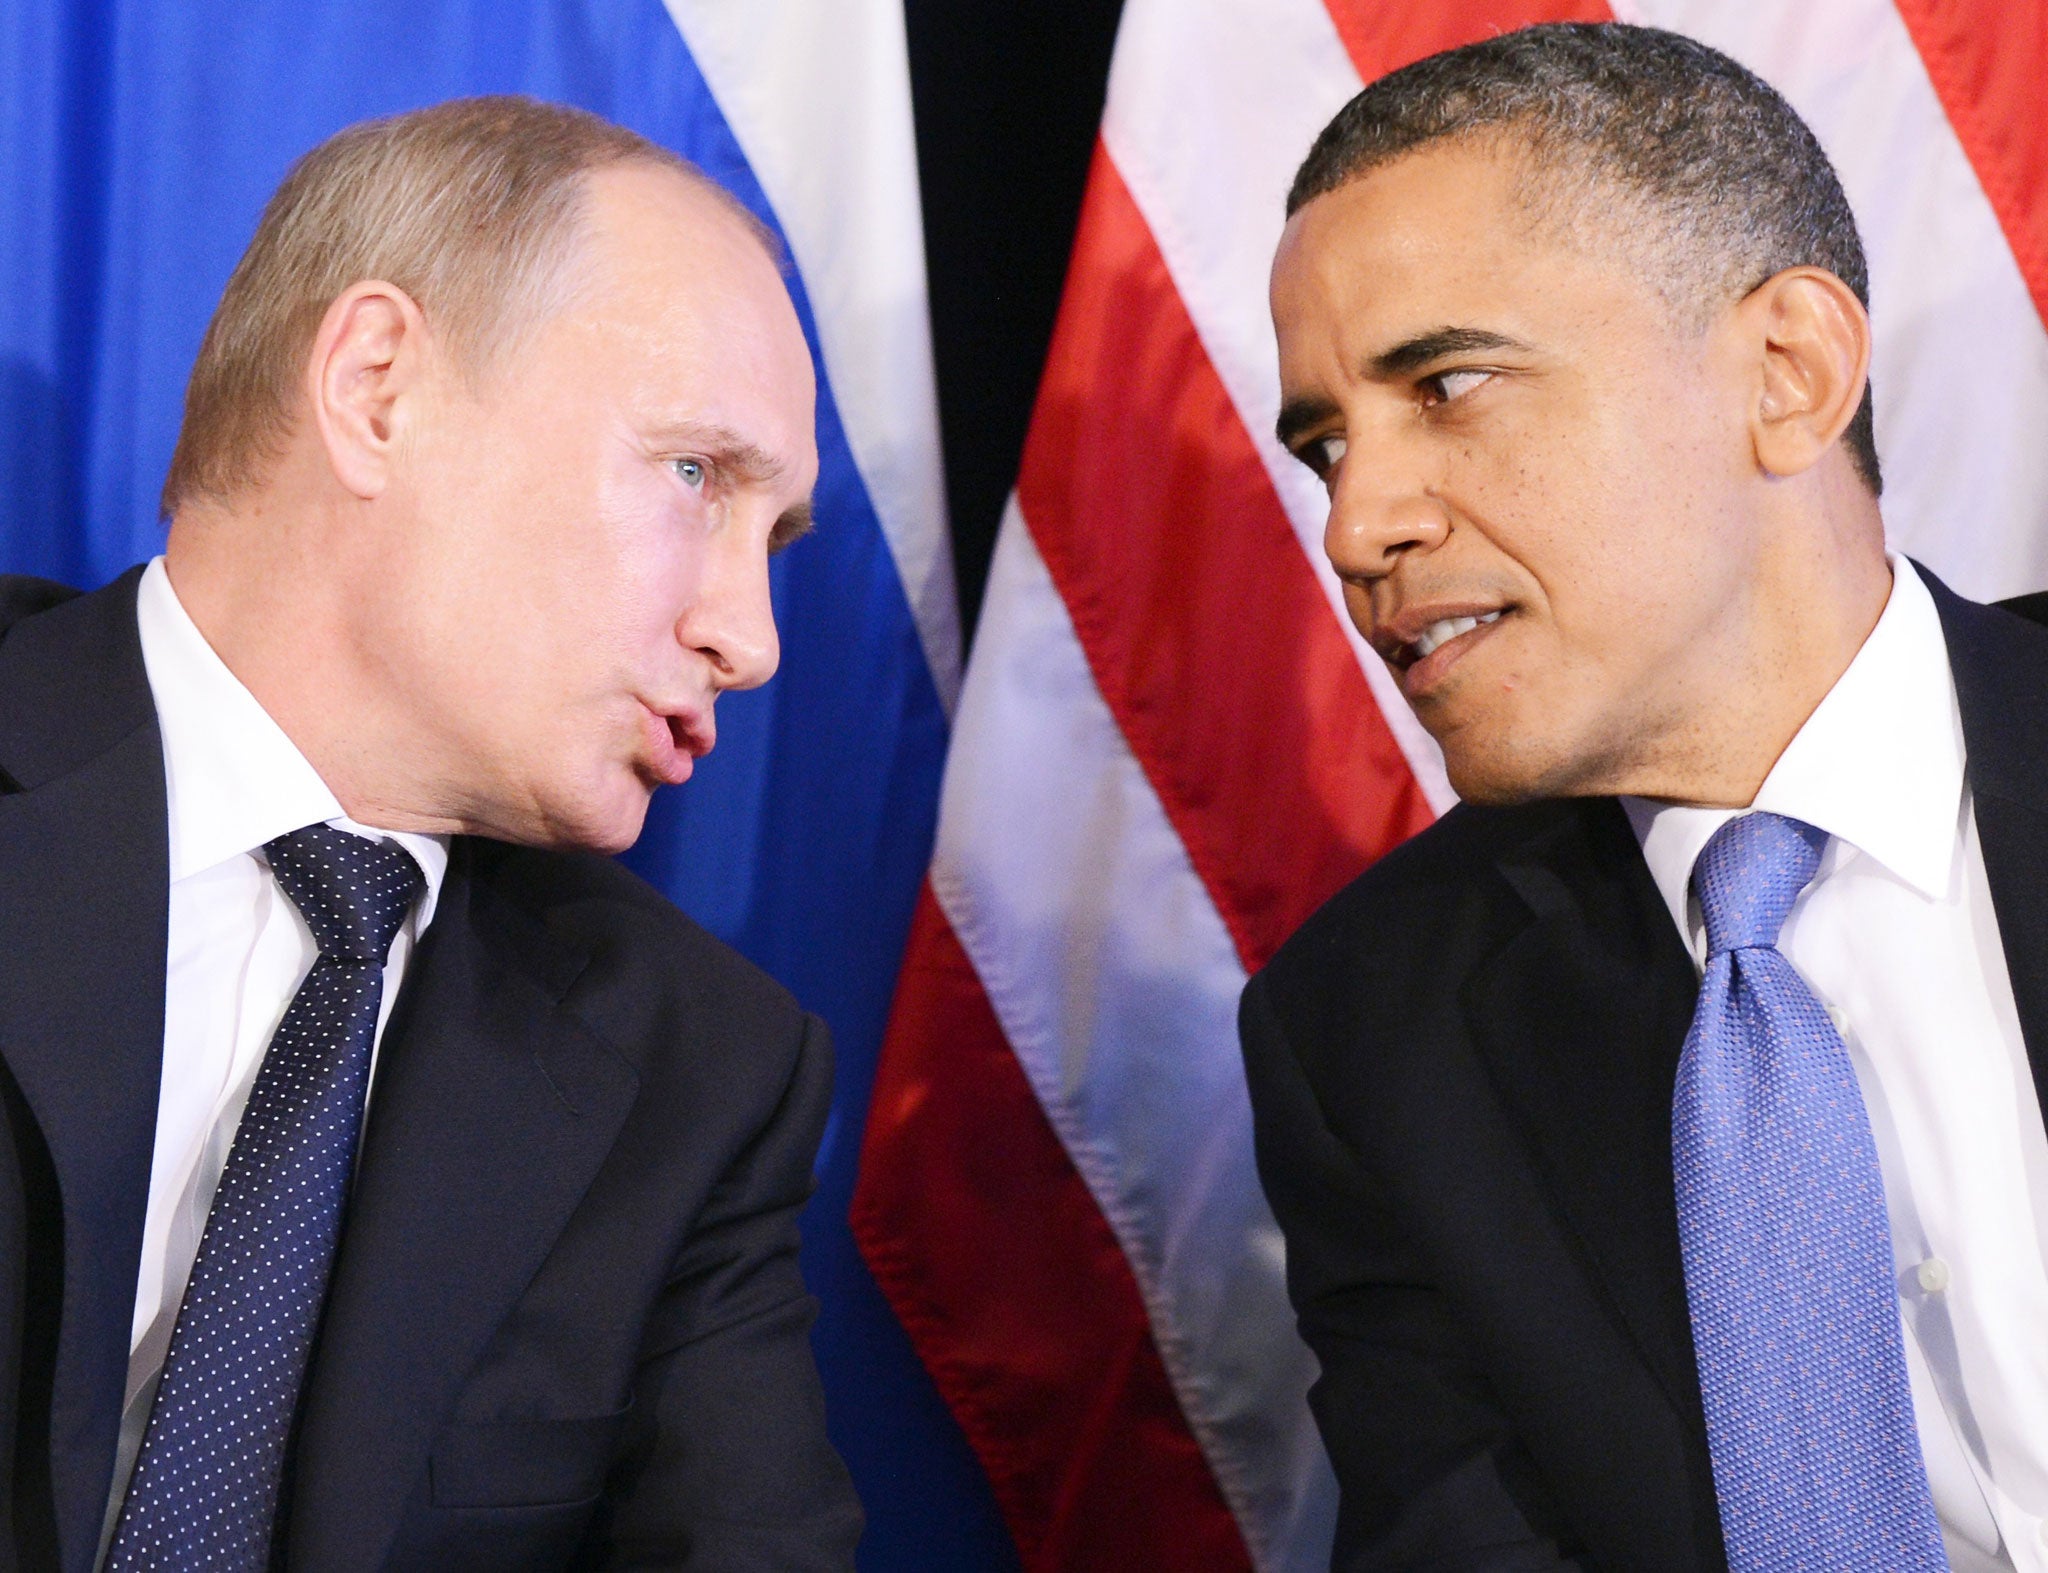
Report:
653,422,789,484
1369,326,1525,379
1273,327,1530,450
769,499,814,555
1275,394,1341,453
650,422,810,550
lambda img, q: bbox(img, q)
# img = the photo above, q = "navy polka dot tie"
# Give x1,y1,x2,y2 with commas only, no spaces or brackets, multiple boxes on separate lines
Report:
108,825,424,1570
1672,812,1946,1570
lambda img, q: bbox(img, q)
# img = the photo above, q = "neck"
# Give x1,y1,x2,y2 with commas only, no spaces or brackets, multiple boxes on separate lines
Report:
1619,483,1892,809
163,494,472,838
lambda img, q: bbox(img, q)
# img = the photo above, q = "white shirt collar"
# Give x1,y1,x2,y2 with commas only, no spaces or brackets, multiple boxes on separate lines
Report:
1621,556,1965,939
134,557,448,926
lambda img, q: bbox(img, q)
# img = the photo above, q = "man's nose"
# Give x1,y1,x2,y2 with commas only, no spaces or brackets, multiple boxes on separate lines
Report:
1322,442,1452,583
684,530,781,693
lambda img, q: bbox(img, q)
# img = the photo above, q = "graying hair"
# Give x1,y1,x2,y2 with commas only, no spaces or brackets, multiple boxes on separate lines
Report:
164,95,774,517
1289,23,1880,495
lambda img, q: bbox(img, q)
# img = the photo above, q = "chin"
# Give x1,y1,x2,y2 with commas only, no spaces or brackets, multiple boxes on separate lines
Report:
571,819,648,856
1441,727,1630,807
577,797,655,855
1434,717,1566,806
1443,765,1547,808
516,778,655,855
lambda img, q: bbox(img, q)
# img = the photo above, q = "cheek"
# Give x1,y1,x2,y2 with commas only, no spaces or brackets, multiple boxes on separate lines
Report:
1502,382,1734,627
1341,579,1373,632
585,480,710,650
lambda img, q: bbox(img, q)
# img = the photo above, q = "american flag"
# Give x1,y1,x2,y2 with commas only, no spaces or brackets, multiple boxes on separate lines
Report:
852,0,2048,1569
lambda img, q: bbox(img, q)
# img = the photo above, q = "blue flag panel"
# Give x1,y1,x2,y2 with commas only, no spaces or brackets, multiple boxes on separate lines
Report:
0,2,1011,1567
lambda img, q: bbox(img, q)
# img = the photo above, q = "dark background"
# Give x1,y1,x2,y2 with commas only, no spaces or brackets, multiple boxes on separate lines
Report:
904,0,1127,649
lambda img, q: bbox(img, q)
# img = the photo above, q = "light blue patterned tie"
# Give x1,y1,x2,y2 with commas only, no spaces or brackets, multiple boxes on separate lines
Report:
108,825,423,1570
1673,811,1945,1570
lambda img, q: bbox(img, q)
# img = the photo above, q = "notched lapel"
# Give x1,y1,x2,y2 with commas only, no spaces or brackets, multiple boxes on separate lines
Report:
286,843,639,1571
1462,801,1706,1436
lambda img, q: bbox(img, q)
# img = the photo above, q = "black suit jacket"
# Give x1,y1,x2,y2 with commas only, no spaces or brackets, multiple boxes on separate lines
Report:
1241,573,2048,1571
0,570,862,1571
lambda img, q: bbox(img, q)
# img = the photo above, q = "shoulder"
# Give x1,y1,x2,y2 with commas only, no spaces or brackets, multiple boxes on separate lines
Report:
1264,797,1567,985
0,574,82,637
1995,591,2048,629
461,839,811,1075
1919,556,2048,663
0,569,153,791
1253,796,1620,1054
1921,562,2048,795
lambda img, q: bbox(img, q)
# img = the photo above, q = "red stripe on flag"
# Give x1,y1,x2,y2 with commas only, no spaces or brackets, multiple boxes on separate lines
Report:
851,886,1254,1573
1320,0,1610,84
1018,145,1431,974
1891,0,2048,330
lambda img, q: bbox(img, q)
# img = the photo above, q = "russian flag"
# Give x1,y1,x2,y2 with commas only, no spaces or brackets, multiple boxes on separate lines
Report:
0,1,1007,1565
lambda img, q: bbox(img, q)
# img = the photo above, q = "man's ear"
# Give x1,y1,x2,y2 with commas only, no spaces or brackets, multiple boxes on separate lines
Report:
306,280,432,500
1742,266,1873,481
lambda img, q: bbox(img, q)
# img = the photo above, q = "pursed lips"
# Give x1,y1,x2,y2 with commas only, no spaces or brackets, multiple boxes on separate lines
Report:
641,700,716,785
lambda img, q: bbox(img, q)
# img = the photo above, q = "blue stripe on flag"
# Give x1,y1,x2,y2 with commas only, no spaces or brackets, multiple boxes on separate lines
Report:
0,2,1013,1567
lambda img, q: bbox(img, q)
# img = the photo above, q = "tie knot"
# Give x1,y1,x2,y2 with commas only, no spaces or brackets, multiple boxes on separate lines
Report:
265,824,424,962
1692,811,1827,957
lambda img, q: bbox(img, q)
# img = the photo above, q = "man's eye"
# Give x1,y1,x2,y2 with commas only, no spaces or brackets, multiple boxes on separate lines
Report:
1305,434,1347,476
671,457,707,490
1424,369,1493,404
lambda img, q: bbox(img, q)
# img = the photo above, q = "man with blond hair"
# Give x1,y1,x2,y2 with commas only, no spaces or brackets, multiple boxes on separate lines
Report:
0,96,861,1569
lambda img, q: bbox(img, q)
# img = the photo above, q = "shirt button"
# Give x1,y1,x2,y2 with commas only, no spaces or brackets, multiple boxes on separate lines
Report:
1825,1003,1849,1038
1916,1257,1952,1294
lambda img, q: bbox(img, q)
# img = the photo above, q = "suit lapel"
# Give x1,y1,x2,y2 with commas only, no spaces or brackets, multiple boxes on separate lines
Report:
0,569,169,1572
1462,799,1707,1437
1930,571,2048,1136
1451,578,2048,1490
286,841,640,1569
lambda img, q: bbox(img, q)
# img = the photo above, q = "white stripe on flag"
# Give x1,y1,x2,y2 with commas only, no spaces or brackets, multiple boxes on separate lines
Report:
934,6,2048,1572
661,0,961,704
934,500,1338,1573
1614,0,2048,601
1101,0,1453,812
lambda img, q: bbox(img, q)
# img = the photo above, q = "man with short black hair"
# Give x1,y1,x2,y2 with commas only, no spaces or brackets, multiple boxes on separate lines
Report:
1245,23,2048,1572
0,96,860,1569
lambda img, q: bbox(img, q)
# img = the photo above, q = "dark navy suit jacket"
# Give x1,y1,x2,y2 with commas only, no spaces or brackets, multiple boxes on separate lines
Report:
0,569,862,1570
1241,573,2048,1571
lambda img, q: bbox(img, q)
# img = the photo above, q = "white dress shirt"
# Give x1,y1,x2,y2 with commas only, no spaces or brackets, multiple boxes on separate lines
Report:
104,557,449,1551
1622,558,2048,1573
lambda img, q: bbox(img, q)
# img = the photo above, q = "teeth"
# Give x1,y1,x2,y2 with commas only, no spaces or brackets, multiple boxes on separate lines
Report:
1410,610,1500,659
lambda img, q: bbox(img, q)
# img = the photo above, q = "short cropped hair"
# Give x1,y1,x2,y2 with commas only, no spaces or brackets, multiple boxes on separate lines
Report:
1290,23,1881,495
163,95,767,516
